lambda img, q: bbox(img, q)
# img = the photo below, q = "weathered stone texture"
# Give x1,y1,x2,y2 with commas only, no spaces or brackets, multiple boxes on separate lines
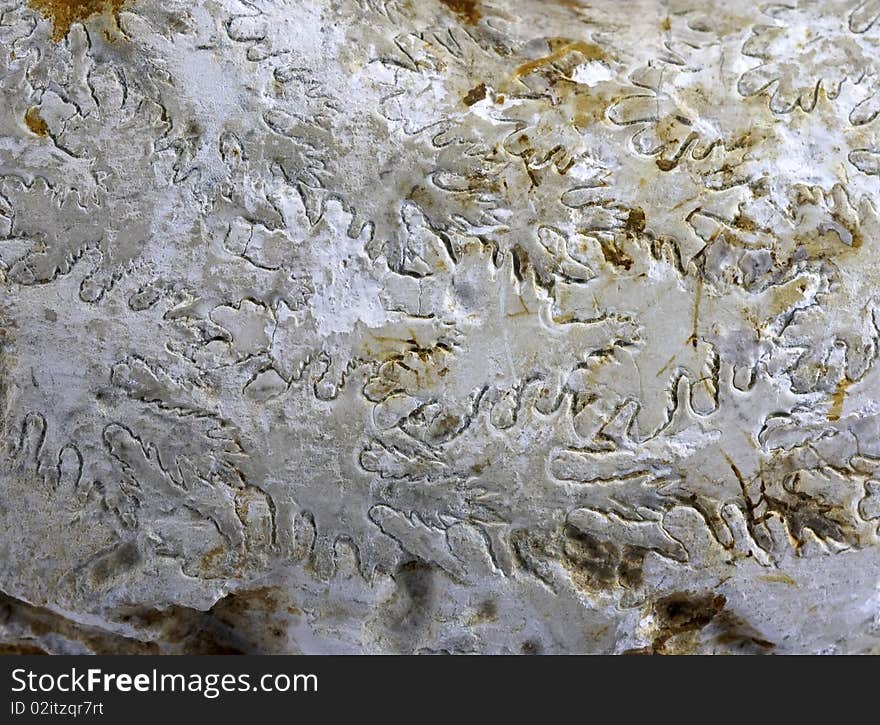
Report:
2,0,880,654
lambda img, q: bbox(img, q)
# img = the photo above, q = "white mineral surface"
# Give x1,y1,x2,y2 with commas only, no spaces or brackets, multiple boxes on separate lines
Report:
2,0,880,654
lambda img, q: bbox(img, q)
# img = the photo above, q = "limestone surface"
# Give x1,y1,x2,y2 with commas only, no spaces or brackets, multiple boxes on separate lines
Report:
2,0,880,654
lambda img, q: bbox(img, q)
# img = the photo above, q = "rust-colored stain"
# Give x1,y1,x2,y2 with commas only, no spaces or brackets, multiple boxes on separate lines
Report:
24,107,49,136
641,591,772,654
598,236,633,270
688,275,702,348
828,376,852,421
625,207,646,235
28,0,126,42
438,0,480,25
515,40,606,78
572,89,615,127
0,642,49,654
199,544,226,571
462,82,487,106
653,592,727,650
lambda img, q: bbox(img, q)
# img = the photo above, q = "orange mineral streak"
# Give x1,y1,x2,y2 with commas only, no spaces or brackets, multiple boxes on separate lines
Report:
514,40,606,78
828,377,852,422
28,0,126,42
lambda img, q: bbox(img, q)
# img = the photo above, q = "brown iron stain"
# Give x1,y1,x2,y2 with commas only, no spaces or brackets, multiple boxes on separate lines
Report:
828,376,852,421
470,458,491,474
763,492,853,551
625,207,646,235
646,591,773,654
757,572,798,587
731,211,758,232
838,215,863,249
655,130,699,171
572,91,611,127
360,330,458,397
0,592,159,654
200,544,226,570
688,275,702,348
653,592,727,652
116,588,295,654
24,107,49,137
212,586,283,616
792,185,865,254
115,605,245,654
560,525,646,591
462,82,487,106
437,0,480,25
514,40,606,78
795,227,858,262
0,642,49,654
655,354,677,378
712,611,775,652
598,237,633,270
28,0,126,42
466,599,498,625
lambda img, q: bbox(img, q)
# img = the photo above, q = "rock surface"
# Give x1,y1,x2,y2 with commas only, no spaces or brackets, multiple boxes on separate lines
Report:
1,0,880,654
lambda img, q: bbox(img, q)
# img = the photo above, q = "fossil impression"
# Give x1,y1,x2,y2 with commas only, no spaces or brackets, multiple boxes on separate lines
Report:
1,0,880,654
